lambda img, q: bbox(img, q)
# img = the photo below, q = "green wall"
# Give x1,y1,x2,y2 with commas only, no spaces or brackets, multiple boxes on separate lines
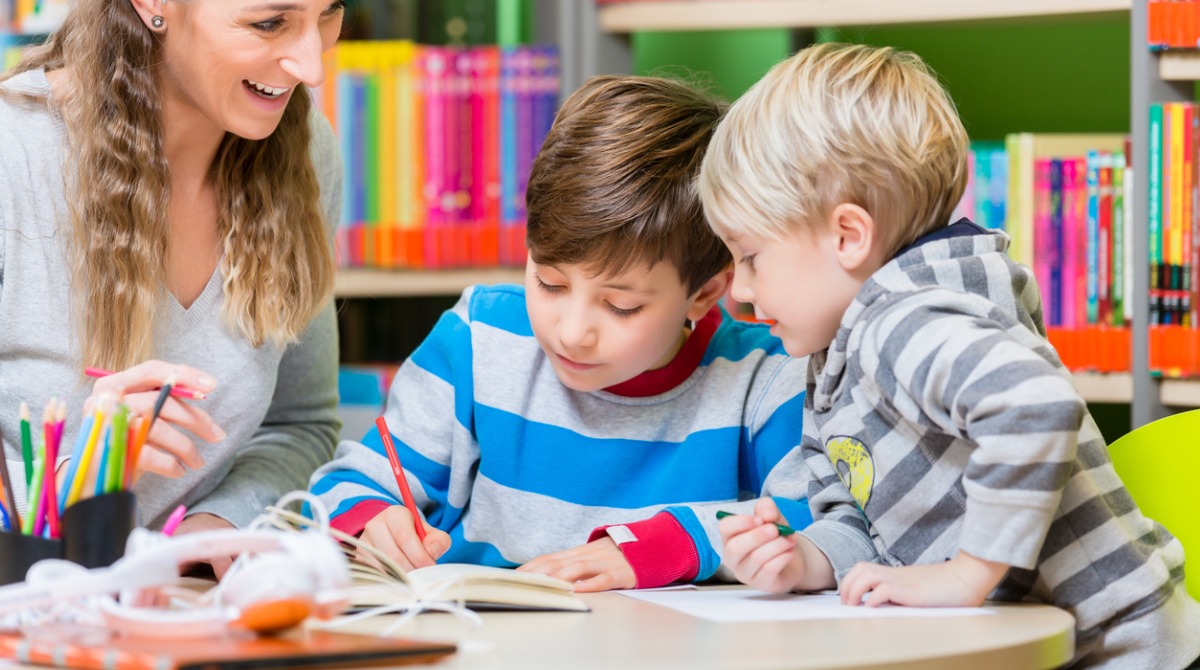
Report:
634,16,1130,140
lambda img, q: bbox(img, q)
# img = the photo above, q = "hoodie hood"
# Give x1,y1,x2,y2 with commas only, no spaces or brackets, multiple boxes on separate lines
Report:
809,219,1044,413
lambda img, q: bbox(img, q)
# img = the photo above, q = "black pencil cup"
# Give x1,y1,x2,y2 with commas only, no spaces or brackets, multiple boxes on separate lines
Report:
0,531,63,586
60,490,137,569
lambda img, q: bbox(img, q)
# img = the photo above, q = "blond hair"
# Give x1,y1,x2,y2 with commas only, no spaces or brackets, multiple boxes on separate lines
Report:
0,0,333,371
526,75,729,293
699,43,969,256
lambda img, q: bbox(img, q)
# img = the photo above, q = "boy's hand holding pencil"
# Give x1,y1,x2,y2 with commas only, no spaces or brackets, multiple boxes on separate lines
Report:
84,361,224,480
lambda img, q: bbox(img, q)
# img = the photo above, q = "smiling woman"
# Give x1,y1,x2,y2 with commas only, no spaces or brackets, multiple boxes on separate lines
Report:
0,0,346,576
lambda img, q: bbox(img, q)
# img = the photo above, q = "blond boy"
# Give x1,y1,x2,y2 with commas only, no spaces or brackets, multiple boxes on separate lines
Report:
702,43,1200,668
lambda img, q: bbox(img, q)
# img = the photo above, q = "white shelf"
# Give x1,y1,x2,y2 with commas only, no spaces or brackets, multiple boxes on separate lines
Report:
1160,379,1200,408
1072,372,1133,404
1159,51,1200,81
598,0,1130,32
335,268,525,298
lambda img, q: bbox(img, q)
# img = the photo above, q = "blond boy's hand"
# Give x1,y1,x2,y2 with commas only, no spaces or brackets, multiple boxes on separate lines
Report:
516,537,636,592
358,505,450,572
839,551,1009,608
718,498,813,593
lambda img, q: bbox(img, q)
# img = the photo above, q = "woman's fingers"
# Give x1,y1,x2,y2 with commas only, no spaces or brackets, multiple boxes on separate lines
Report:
91,361,217,397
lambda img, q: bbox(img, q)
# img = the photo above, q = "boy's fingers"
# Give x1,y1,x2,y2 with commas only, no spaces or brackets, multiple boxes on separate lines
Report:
573,571,617,593
382,508,436,568
361,522,417,572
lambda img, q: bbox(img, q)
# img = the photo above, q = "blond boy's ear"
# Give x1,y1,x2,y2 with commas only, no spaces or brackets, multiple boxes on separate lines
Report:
685,267,732,322
829,204,878,273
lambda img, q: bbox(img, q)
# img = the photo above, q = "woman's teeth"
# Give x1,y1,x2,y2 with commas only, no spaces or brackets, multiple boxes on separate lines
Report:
246,80,289,98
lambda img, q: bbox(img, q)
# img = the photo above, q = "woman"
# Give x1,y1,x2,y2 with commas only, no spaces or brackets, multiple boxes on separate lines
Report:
0,0,345,573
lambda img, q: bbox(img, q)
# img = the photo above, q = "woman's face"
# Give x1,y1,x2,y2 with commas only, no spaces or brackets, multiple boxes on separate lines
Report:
148,0,345,140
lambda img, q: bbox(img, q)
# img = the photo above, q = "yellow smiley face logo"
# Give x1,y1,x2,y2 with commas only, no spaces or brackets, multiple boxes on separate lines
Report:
825,436,874,510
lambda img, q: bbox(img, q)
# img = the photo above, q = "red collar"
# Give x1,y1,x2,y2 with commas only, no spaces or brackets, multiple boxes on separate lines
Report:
603,306,721,398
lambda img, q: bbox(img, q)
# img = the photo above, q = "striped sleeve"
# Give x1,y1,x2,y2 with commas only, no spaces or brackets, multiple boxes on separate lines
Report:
797,413,881,582
309,289,477,534
860,295,1085,569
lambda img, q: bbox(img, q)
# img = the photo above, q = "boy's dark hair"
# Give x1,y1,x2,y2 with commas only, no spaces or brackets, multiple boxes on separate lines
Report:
526,75,730,293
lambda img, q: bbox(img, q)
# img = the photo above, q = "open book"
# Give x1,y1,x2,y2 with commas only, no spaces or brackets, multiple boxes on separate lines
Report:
267,507,589,613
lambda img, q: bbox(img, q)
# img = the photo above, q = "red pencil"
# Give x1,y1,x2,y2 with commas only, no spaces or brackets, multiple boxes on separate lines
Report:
374,416,426,541
84,368,207,400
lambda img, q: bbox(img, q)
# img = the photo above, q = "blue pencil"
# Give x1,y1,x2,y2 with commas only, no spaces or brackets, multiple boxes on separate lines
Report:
93,426,112,498
57,415,94,514
0,499,9,531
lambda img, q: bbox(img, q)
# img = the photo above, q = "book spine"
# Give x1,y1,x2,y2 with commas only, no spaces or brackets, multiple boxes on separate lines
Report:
1184,103,1194,327
1112,151,1126,327
1085,151,1100,326
990,148,1008,234
1171,102,1185,324
1072,157,1088,329
1034,158,1052,321
1192,102,1200,327
1049,158,1064,327
378,42,398,269
421,47,450,269
499,47,518,264
1098,152,1114,326
1150,103,1164,326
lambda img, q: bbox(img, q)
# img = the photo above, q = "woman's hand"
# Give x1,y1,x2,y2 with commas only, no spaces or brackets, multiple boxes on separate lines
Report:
85,360,223,480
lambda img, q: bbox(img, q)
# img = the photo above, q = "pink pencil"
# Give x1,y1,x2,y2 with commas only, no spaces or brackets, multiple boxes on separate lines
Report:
84,368,207,400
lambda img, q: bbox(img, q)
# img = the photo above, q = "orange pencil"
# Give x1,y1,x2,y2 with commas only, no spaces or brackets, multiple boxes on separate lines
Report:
374,416,426,541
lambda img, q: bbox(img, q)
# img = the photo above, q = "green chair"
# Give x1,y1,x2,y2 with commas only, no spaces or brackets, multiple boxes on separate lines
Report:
1107,409,1200,601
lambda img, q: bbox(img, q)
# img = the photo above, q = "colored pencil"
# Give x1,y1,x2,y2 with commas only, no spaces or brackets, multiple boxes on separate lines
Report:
84,367,206,400
0,424,21,532
66,396,108,507
58,413,94,514
19,402,32,489
93,425,112,498
162,504,187,536
105,402,128,494
23,453,45,535
45,402,64,537
374,416,426,541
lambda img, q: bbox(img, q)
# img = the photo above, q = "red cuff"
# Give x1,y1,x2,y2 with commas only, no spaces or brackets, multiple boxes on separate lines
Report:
330,499,393,537
588,512,700,589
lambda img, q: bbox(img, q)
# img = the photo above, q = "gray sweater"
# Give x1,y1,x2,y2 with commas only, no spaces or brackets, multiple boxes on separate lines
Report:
0,69,342,529
799,221,1200,668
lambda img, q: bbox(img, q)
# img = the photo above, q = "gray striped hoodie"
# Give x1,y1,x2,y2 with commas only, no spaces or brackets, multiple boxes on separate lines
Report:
798,220,1200,668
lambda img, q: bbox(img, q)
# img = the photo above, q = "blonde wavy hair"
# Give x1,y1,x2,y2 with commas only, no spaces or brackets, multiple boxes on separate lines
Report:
0,0,334,370
698,42,969,257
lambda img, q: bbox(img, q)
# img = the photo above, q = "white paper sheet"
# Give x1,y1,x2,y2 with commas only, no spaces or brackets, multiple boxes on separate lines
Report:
619,589,995,622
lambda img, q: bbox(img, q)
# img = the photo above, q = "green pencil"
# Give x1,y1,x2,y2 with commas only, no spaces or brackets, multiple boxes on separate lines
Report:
19,402,32,488
715,510,795,536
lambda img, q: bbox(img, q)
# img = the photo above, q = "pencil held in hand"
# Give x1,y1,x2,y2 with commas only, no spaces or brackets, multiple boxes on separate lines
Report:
716,510,796,536
84,367,207,400
374,416,426,541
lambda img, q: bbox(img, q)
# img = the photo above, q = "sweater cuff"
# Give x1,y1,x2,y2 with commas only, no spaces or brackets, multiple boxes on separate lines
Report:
588,512,700,589
330,499,393,537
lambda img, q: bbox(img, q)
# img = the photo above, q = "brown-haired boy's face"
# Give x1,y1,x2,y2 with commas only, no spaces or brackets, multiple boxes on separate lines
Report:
524,256,699,392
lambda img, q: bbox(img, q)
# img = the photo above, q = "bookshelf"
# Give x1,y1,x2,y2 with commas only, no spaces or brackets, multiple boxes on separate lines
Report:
559,0,1200,420
1158,51,1200,82
597,0,1131,32
335,268,525,298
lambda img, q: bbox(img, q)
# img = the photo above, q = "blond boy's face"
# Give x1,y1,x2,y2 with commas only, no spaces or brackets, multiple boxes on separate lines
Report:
525,256,698,392
722,224,861,358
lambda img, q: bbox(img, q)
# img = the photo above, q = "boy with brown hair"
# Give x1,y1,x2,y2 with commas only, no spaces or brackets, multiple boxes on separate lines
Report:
704,42,1200,667
310,75,813,591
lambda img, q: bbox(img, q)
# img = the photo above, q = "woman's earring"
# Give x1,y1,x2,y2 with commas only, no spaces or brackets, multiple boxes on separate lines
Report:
151,15,164,28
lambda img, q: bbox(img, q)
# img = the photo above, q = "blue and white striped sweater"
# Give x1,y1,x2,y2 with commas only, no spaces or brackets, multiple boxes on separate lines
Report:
310,284,811,581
